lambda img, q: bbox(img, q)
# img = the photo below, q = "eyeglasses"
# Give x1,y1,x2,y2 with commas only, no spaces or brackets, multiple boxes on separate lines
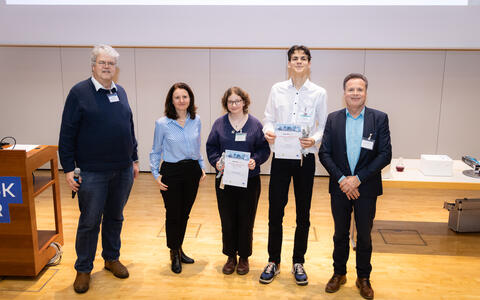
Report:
227,99,243,105
97,60,116,67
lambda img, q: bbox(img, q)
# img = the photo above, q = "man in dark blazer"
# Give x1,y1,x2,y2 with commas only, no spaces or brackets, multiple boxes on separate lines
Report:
319,73,392,299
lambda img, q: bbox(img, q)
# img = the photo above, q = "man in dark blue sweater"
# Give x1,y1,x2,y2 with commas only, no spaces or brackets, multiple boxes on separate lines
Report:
59,44,139,294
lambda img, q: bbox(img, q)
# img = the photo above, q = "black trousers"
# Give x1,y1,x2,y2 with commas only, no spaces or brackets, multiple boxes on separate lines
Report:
160,160,202,250
330,193,377,278
215,175,261,258
267,153,315,264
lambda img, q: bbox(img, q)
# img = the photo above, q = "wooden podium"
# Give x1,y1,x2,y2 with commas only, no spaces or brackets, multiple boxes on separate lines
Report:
0,145,63,276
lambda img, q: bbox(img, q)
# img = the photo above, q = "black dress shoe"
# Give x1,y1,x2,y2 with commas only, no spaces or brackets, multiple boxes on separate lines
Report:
170,249,182,274
180,249,194,264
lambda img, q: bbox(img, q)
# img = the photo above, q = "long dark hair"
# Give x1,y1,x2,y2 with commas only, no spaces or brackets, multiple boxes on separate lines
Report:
164,82,197,120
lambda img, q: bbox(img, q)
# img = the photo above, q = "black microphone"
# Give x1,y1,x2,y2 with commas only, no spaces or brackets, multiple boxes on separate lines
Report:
72,168,81,198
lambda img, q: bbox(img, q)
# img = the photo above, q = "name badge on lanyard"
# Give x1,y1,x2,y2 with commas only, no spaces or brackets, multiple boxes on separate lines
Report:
107,93,120,103
235,132,247,142
298,109,312,125
361,133,375,150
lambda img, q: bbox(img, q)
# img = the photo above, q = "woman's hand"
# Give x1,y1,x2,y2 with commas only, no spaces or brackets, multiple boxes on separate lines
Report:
156,175,168,191
248,159,256,170
200,169,206,182
216,160,225,172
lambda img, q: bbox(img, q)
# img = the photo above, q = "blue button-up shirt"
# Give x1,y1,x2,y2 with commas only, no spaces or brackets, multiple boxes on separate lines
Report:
149,114,205,179
346,107,365,175
339,107,365,183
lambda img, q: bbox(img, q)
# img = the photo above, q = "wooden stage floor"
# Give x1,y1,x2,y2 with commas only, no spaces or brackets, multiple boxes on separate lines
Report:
1,172,479,299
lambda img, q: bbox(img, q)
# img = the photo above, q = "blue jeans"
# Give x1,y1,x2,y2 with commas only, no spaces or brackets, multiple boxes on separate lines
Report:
74,165,134,273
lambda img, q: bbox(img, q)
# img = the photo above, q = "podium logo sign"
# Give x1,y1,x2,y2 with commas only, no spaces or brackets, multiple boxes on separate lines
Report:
0,177,23,223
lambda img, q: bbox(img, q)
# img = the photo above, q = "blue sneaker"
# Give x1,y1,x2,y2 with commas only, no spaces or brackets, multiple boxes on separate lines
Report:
292,263,308,286
259,262,280,284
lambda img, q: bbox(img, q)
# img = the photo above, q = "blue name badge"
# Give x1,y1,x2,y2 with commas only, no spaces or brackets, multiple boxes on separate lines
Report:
0,177,23,223
107,92,120,103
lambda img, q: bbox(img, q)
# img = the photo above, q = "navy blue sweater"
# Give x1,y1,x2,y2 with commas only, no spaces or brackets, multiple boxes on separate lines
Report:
206,114,270,177
59,78,138,172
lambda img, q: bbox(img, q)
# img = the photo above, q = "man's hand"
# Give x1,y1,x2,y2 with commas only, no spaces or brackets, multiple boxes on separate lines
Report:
133,162,140,179
299,137,315,149
65,171,81,192
345,188,360,200
264,130,276,144
339,176,361,200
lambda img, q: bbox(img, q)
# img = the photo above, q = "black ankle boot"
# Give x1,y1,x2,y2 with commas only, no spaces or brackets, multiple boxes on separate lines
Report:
180,248,194,264
170,249,182,274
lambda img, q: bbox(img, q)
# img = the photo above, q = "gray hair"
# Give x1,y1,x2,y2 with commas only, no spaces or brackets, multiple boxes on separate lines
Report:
90,44,120,67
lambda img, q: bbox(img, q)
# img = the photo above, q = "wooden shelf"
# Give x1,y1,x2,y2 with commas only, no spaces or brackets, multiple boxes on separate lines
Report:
37,230,58,251
33,176,54,197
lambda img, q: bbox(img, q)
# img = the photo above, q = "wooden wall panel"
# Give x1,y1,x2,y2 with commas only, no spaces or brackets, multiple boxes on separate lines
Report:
0,47,63,146
438,51,480,159
365,50,446,159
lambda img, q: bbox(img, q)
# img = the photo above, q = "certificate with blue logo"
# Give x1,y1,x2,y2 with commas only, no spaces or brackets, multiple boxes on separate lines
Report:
274,123,302,160
222,150,250,188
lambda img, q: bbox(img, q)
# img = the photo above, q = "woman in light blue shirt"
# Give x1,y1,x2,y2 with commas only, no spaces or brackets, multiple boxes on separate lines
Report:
150,82,206,274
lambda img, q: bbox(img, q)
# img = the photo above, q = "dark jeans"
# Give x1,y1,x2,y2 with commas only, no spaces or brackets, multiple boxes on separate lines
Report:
330,193,377,278
215,175,261,258
267,153,315,264
160,160,202,250
75,165,134,273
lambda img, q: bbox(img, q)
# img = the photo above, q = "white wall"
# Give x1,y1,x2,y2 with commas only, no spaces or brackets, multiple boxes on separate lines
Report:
0,3,480,48
1,46,479,174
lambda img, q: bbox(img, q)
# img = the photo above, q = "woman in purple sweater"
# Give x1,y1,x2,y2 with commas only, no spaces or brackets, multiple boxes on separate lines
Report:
206,87,270,275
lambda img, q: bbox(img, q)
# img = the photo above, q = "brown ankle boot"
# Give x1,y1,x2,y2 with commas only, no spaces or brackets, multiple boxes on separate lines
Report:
104,260,129,278
73,272,90,293
236,257,249,275
222,256,237,275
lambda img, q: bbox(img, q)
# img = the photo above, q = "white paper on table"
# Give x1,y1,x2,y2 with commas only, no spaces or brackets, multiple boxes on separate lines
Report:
4,144,40,152
274,123,302,160
223,149,250,188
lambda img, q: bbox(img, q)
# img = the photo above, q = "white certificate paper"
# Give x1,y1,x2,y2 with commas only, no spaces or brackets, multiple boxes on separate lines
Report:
274,124,302,160
223,150,250,188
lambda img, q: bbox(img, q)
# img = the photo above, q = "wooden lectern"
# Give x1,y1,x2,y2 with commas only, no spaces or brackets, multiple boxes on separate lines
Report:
0,145,63,276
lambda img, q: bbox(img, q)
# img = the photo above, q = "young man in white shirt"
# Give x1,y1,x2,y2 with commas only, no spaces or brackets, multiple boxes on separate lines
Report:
260,45,328,285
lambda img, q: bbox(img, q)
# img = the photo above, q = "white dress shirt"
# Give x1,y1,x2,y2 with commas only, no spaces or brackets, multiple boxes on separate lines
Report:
263,78,328,153
91,76,117,92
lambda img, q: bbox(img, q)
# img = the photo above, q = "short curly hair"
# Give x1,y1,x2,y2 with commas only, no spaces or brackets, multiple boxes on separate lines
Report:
221,87,251,114
90,44,119,67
